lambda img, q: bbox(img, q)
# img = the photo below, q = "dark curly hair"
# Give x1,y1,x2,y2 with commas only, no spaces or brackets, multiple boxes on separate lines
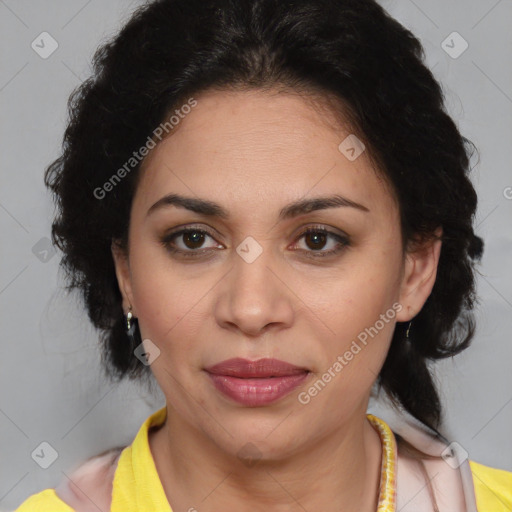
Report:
45,0,483,433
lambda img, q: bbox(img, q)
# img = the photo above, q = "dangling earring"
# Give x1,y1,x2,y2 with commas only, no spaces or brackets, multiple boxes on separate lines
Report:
405,320,412,341
404,321,414,353
125,305,141,346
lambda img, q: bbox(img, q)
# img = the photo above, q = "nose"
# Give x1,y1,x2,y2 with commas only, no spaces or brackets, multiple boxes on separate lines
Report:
214,243,295,338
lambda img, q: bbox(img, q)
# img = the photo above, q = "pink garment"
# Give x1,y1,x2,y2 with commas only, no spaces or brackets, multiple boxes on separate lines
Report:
385,407,477,511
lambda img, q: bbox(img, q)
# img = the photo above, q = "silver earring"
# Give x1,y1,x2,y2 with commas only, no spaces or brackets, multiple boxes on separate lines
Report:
126,306,133,331
405,321,412,341
125,306,141,346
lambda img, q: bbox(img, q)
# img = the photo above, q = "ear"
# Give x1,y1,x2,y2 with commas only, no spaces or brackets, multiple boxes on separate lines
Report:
111,239,135,315
396,227,442,322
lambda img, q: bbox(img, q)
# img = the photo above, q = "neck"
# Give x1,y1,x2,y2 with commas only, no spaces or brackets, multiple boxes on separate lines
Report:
150,404,383,512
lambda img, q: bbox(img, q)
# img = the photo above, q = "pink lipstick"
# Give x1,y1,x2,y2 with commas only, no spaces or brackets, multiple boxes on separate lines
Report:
204,358,310,406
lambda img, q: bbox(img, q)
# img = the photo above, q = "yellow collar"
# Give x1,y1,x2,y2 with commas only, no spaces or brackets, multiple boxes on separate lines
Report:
111,407,397,512
111,406,171,512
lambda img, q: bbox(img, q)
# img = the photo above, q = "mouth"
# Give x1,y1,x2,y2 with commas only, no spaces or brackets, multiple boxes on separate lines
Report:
204,357,309,378
204,358,311,406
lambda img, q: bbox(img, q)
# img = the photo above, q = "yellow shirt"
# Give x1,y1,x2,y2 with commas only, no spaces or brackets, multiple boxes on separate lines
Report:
14,406,512,512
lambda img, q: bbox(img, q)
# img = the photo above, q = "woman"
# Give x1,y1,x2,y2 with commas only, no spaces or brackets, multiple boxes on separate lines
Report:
14,0,512,511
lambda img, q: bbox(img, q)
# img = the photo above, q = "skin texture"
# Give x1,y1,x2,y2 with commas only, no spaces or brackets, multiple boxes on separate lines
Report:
112,88,442,512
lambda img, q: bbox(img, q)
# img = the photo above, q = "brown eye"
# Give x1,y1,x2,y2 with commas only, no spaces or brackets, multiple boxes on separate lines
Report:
303,230,328,250
292,226,350,258
160,227,222,258
181,230,207,249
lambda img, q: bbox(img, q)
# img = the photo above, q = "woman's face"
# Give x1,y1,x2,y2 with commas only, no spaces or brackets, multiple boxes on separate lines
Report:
113,88,440,459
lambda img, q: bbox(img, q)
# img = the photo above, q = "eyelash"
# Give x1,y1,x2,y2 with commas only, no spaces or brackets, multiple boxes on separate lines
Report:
160,224,350,260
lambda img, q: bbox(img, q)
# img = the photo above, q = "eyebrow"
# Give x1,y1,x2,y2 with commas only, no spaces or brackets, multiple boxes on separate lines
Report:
146,193,369,220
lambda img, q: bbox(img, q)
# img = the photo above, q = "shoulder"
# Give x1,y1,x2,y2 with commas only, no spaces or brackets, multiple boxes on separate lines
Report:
469,460,512,512
14,447,125,512
14,488,74,512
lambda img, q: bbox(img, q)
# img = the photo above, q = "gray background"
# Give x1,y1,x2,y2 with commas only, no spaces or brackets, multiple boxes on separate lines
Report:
1,0,511,509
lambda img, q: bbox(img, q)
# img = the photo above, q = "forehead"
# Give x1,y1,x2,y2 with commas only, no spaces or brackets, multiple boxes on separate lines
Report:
133,89,396,223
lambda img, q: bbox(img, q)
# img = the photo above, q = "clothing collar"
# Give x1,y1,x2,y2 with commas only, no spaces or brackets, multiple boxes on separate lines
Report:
111,405,479,512
111,406,171,512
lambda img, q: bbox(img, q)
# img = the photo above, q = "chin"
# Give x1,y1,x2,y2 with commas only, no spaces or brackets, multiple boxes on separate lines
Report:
216,417,304,460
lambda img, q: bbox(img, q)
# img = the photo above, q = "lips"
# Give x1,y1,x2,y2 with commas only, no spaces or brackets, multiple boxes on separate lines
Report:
204,358,310,406
204,357,309,378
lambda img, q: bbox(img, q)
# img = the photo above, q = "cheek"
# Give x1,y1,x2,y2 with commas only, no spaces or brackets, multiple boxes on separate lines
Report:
306,305,396,418
307,251,401,380
320,263,400,334
127,237,185,342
